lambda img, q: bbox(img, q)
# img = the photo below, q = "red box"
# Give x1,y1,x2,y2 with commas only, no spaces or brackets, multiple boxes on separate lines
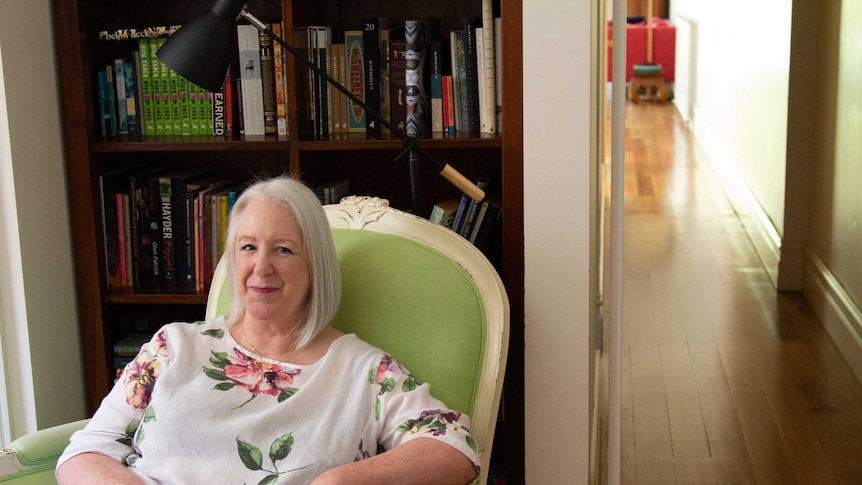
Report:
608,19,676,82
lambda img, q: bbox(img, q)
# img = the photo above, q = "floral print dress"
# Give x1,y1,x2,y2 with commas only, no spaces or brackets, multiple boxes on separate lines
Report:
57,317,479,484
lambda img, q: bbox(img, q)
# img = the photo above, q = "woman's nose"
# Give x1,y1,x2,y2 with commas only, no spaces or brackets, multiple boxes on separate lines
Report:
253,252,273,275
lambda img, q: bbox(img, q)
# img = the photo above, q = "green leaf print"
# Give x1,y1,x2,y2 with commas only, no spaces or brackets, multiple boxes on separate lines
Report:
402,375,418,392
201,328,224,338
143,406,157,423
209,351,230,368
466,435,477,452
237,437,264,471
202,366,229,381
269,433,294,462
277,388,298,402
258,475,279,485
379,377,395,395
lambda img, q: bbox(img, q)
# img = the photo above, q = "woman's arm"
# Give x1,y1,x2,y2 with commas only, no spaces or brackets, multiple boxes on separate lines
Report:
56,453,147,485
312,438,477,485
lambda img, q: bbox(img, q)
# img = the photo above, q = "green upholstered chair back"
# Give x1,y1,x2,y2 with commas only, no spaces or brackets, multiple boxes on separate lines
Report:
206,196,509,482
0,420,89,484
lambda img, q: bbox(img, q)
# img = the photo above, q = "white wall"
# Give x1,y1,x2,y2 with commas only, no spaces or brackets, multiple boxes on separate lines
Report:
0,0,86,439
670,0,791,282
524,1,595,482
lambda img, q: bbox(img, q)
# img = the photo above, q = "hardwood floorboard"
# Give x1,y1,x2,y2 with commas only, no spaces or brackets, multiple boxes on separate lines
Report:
600,101,862,484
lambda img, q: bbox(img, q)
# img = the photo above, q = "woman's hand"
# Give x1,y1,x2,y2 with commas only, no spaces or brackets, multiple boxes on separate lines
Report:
311,438,477,485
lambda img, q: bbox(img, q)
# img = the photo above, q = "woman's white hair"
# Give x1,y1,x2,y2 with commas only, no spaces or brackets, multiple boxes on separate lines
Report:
223,175,341,349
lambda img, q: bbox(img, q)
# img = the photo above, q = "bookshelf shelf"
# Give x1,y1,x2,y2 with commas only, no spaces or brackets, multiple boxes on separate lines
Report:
54,0,523,481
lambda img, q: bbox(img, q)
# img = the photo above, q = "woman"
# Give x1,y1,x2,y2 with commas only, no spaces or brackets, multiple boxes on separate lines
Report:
57,176,479,484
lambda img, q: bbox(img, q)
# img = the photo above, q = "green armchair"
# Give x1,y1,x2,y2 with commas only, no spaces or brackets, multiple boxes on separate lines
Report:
0,196,510,484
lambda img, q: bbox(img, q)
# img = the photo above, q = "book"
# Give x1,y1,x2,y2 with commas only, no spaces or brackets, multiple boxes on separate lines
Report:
168,67,182,135
113,333,151,356
378,28,396,134
124,59,141,135
429,198,460,228
363,18,388,136
99,164,146,289
450,30,468,132
137,39,156,136
473,195,501,250
259,24,278,135
442,75,455,133
475,28,488,136
158,169,214,282
113,59,129,135
331,42,347,133
405,19,431,135
461,19,480,133
271,22,288,137
314,26,333,136
237,24,266,135
344,30,366,133
105,67,119,137
121,193,133,286
151,37,172,136
97,71,111,138
458,175,492,239
494,16,503,133
129,166,169,285
389,39,408,133
430,40,445,133
480,0,497,135
450,193,472,234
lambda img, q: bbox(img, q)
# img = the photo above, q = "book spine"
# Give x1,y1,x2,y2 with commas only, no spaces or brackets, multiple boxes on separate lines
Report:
405,19,429,135
494,16,503,133
179,76,191,135
121,193,133,286
105,67,118,136
379,29,392,134
154,38,172,136
271,22,288,137
345,31,366,133
475,28,488,136
237,24,265,135
184,191,198,288
450,193,471,234
168,68,182,135
145,178,162,283
259,24,278,135
442,75,455,133
124,60,140,135
452,30,468,132
481,0,497,134
98,25,181,42
148,39,165,135
389,39,407,133
316,27,332,136
430,40,444,133
97,70,110,138
138,39,156,136
113,59,129,135
363,18,381,135
114,193,127,287
159,177,175,281
462,19,480,133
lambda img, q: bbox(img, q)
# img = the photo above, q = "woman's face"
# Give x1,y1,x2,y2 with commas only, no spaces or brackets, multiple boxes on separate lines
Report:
234,197,311,326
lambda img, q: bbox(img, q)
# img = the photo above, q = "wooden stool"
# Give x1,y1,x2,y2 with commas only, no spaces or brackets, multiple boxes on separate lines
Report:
629,64,667,103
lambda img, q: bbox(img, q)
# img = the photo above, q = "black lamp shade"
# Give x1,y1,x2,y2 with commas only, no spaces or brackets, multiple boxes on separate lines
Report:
156,0,246,92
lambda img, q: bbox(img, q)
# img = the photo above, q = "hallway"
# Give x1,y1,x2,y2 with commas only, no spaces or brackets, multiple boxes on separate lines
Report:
604,101,862,484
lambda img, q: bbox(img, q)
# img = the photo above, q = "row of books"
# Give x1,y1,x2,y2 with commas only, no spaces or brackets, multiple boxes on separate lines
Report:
99,165,357,292
295,7,502,137
429,174,503,263
99,166,251,292
97,22,290,138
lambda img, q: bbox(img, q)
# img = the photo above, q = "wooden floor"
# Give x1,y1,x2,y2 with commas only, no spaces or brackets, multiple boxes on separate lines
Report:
600,101,862,484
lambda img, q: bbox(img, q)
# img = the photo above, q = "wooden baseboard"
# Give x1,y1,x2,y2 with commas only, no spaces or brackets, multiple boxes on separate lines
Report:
802,249,862,383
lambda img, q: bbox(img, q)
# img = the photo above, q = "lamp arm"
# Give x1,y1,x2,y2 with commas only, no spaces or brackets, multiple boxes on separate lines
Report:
239,9,486,203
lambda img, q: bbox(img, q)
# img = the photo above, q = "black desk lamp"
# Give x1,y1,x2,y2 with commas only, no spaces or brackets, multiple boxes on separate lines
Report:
156,0,486,213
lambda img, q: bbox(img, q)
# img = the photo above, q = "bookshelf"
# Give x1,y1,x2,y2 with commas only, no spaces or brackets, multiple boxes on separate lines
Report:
53,0,523,481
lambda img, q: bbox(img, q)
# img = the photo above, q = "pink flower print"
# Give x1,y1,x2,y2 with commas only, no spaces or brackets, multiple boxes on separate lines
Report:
123,350,164,409
223,351,300,397
153,330,168,358
204,349,301,406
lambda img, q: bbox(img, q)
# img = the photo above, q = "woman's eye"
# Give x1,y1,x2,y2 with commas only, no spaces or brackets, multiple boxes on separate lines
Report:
277,246,294,254
240,244,255,251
